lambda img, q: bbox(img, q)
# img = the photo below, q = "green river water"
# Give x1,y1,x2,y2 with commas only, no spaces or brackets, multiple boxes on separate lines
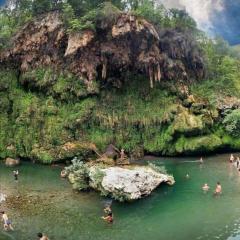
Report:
1,154,240,240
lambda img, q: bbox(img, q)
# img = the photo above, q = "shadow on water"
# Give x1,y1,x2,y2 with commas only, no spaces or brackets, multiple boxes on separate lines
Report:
1,154,240,240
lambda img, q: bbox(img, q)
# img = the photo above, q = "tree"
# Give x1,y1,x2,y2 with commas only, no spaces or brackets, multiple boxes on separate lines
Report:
32,0,52,15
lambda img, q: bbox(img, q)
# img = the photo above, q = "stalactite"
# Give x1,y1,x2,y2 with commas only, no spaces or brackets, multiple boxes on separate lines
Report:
102,58,107,79
154,66,158,83
149,66,153,88
157,64,161,82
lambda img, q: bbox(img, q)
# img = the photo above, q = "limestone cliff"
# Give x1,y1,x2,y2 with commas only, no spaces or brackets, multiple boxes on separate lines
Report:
0,11,239,163
0,11,204,90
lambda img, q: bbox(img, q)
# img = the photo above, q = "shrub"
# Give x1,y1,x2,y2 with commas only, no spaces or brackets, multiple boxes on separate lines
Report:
65,158,89,191
223,110,240,137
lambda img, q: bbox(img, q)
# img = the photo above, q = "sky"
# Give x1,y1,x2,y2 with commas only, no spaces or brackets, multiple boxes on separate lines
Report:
0,0,239,45
157,0,240,45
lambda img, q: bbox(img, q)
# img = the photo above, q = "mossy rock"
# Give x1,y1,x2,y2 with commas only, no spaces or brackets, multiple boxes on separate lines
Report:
30,141,96,164
190,102,206,114
172,109,205,136
175,134,222,155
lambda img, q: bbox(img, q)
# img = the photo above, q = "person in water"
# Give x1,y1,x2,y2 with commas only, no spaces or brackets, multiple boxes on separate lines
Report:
102,212,113,223
104,205,112,215
230,154,234,163
214,182,222,196
202,183,210,192
199,157,203,164
0,211,14,231
185,173,190,179
13,170,19,181
237,157,240,169
37,232,49,240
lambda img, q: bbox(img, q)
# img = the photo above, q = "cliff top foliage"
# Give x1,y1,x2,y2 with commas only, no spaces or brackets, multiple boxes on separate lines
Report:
0,0,198,48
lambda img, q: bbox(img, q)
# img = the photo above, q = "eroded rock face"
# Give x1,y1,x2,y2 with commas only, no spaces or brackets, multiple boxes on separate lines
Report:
0,11,205,89
89,166,175,201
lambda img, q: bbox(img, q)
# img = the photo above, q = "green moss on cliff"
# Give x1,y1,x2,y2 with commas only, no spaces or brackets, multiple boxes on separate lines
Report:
0,63,239,163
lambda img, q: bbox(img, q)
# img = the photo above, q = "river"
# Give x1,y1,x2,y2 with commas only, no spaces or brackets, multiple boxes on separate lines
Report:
1,154,240,240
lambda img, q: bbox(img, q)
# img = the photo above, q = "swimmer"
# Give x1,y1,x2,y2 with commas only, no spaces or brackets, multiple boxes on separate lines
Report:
0,211,14,231
60,170,67,178
230,154,234,163
185,174,190,179
13,170,19,181
104,205,112,215
102,212,113,224
214,182,222,196
202,183,210,192
37,233,49,240
199,157,203,164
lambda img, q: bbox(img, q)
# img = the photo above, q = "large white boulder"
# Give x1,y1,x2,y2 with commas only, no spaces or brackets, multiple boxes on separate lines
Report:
89,166,175,201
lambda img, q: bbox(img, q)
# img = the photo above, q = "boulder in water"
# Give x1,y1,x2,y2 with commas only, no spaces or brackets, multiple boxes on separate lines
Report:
88,165,175,201
5,157,20,167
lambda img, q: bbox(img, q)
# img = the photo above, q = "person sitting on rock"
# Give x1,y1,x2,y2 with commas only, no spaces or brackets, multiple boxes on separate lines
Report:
102,212,113,224
120,149,125,160
37,232,49,240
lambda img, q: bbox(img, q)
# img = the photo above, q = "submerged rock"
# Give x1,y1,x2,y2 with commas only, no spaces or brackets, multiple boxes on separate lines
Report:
89,166,175,201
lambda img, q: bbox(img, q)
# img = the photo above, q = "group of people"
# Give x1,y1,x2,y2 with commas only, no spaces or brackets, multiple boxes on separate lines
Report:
3,153,240,237
0,170,19,232
185,157,222,196
0,169,49,239
202,182,222,195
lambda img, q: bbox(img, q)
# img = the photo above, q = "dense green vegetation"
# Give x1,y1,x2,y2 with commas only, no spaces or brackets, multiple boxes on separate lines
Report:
0,1,240,163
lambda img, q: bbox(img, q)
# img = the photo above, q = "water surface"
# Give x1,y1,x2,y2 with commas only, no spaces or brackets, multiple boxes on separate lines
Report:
1,154,240,240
